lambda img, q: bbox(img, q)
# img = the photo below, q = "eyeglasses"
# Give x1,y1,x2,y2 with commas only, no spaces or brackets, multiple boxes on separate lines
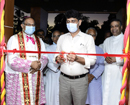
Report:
88,34,96,37
24,23,35,26
53,35,60,38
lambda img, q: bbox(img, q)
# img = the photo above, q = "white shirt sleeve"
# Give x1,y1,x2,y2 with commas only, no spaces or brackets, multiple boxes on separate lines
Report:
83,36,96,69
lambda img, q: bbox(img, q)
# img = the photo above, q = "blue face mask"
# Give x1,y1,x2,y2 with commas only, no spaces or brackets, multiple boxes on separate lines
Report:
24,26,35,35
67,23,78,33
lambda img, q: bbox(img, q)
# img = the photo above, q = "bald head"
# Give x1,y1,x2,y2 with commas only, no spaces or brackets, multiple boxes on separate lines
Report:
86,28,97,41
51,30,61,44
22,17,35,24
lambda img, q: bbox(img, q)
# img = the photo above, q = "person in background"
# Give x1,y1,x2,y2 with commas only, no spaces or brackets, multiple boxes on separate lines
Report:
85,27,104,105
44,30,61,105
54,9,96,105
35,29,50,48
99,30,111,49
5,17,48,105
102,19,124,105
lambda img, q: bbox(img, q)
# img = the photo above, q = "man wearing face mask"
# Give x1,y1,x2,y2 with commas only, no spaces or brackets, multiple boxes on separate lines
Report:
5,17,48,105
54,9,96,105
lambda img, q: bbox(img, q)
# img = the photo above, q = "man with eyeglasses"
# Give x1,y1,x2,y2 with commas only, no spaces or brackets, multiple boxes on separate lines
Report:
44,30,61,105
85,27,104,105
5,17,48,105
54,9,96,105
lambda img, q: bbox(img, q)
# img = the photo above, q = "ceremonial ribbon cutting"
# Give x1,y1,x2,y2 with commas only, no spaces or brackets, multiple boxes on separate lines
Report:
0,0,130,104
0,47,130,60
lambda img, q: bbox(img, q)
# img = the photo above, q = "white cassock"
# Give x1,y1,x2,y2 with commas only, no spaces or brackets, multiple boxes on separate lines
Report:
102,33,124,105
99,43,103,49
44,43,60,105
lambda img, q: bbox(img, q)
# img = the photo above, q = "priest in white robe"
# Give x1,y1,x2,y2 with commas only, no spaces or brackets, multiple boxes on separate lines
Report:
102,19,124,105
5,17,48,105
44,30,61,105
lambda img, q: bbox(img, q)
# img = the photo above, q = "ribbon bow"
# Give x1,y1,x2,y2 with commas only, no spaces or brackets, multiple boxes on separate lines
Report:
0,43,6,59
26,35,35,44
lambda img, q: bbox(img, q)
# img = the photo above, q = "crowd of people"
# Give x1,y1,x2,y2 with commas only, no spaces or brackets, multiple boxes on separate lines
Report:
5,9,124,105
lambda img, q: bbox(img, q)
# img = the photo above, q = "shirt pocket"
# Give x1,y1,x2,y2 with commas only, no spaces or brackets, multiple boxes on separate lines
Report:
76,42,86,53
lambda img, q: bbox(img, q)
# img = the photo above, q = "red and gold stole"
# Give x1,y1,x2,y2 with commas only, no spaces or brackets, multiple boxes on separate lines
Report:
17,32,41,105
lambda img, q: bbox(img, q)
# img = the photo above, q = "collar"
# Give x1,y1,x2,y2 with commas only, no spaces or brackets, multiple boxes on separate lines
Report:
23,32,35,38
67,31,82,37
113,32,123,38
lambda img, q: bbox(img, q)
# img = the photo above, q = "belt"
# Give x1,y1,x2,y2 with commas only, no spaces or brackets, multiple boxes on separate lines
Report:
61,72,87,79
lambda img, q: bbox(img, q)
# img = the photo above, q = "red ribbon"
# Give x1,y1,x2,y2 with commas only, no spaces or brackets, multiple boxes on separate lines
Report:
0,43,6,59
0,44,130,60
0,48,129,59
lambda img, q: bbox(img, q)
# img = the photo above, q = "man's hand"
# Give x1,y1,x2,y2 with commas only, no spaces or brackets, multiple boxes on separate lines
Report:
67,51,77,62
31,61,41,70
105,57,116,64
88,74,95,84
30,68,39,74
111,57,116,62
56,55,66,63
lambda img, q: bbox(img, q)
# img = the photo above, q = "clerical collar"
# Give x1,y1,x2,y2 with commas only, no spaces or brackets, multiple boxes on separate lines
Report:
112,32,123,40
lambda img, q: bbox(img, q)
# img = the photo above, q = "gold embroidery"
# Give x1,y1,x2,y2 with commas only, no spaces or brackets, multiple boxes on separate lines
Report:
22,73,30,105
29,56,37,57
20,42,24,49
17,32,26,59
18,32,31,105
18,32,42,105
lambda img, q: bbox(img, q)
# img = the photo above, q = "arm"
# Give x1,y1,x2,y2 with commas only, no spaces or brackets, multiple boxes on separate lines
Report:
67,52,85,65
47,58,60,72
116,57,124,66
47,46,60,72
54,36,64,64
28,39,48,74
7,36,32,73
92,55,105,79
66,36,96,67
102,38,123,65
39,39,48,71
88,48,104,82
105,57,123,65
83,36,96,68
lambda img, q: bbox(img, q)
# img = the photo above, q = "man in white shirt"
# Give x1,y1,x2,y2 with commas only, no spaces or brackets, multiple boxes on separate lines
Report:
54,9,96,105
44,30,61,105
102,19,124,105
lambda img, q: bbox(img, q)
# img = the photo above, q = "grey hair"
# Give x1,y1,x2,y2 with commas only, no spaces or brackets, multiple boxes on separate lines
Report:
86,27,97,36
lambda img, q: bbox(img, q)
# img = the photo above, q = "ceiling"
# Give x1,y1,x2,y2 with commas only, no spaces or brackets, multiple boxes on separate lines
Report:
15,0,126,13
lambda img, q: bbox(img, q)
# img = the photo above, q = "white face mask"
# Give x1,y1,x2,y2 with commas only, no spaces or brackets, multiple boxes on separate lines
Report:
67,23,78,33
24,26,35,35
